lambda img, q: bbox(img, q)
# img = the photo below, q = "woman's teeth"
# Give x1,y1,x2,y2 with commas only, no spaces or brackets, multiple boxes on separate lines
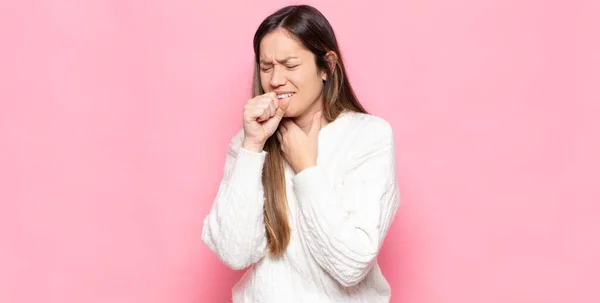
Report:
277,93,295,99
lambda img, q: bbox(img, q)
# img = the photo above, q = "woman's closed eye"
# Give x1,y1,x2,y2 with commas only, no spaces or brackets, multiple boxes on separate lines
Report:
260,64,299,72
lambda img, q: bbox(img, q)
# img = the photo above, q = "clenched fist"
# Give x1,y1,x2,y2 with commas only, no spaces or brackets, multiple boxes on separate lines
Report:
242,92,290,152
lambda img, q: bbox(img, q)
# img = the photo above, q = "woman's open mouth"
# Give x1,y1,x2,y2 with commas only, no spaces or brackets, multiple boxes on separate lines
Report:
277,92,295,99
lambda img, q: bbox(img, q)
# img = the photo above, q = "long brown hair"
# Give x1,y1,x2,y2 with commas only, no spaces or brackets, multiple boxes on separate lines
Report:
252,5,368,257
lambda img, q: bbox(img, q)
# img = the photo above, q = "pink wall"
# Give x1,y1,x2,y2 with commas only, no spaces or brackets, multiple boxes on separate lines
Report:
1,0,598,302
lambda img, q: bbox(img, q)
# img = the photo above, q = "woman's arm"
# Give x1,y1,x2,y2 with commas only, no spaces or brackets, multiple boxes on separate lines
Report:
202,130,268,270
293,120,400,287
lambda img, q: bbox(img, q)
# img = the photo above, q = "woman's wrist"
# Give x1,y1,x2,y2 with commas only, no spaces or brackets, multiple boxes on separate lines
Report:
242,139,265,153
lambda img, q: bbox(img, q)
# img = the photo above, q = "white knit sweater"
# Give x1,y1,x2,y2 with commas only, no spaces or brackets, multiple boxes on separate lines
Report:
202,111,400,302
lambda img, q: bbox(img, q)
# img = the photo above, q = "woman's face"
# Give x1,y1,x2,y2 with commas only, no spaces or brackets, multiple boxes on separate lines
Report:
259,29,327,118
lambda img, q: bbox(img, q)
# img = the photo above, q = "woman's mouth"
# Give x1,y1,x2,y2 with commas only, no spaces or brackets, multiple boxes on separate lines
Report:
277,92,295,99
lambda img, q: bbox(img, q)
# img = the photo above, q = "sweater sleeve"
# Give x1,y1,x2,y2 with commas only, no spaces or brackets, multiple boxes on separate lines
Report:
202,129,268,270
292,121,400,287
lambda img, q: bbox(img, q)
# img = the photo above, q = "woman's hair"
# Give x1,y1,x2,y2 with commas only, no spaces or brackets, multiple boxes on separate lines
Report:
252,5,368,257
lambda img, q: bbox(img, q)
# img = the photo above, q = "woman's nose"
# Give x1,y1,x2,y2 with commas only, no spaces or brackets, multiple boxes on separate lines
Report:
269,67,287,87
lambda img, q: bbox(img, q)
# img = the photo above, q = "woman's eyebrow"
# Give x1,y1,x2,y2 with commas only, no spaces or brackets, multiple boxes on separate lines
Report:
260,56,298,64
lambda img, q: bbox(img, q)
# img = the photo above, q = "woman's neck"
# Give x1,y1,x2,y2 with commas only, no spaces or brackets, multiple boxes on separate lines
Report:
292,100,327,134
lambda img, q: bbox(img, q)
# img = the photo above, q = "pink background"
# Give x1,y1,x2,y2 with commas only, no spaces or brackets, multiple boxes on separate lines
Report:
1,0,598,302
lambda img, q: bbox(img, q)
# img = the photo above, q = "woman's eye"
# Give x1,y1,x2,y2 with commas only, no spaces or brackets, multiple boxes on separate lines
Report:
286,65,299,69
260,67,273,72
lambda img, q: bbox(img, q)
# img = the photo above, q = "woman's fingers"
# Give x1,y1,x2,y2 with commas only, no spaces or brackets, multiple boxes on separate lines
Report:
268,95,278,117
255,105,269,122
257,95,279,122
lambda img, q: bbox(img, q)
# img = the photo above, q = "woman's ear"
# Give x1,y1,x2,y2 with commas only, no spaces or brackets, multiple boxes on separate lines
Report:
321,51,338,82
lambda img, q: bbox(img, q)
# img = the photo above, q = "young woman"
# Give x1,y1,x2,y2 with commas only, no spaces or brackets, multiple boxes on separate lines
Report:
202,5,400,302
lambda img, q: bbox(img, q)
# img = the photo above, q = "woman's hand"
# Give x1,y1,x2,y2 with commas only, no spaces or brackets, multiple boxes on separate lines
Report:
276,111,322,174
242,92,290,152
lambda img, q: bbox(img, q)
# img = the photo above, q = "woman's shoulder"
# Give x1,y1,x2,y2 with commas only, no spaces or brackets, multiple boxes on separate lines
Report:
331,111,394,143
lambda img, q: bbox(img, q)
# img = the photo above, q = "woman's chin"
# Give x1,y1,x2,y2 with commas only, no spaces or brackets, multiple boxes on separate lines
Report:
283,110,296,118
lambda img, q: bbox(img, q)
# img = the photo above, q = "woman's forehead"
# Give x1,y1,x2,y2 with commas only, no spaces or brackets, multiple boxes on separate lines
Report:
259,31,308,59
